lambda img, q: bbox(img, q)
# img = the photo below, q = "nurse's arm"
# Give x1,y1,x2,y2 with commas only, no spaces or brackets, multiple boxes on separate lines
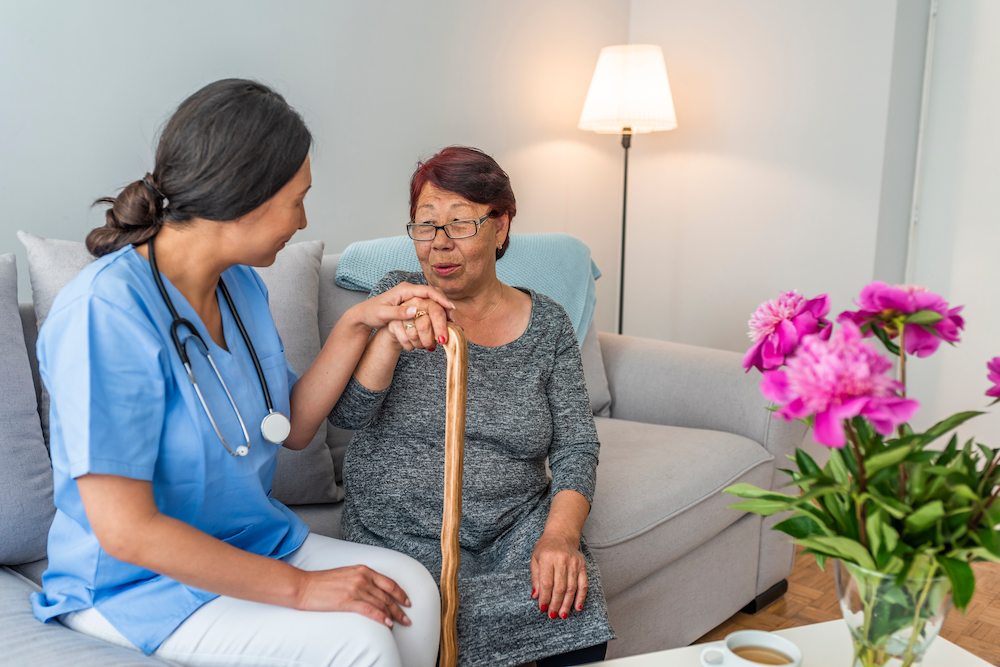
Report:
282,281,452,450
76,473,413,627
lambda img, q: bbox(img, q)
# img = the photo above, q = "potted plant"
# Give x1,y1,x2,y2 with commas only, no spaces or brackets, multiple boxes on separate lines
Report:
727,283,1000,667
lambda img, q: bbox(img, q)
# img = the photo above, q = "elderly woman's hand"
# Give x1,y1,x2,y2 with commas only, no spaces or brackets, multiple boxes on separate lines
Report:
350,282,453,350
383,295,455,352
530,530,588,621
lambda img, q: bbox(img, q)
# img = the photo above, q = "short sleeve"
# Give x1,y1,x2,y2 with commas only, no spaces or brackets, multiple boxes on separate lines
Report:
38,295,167,481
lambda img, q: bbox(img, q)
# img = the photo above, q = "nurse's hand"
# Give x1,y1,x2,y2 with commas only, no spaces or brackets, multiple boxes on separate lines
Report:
348,282,453,348
296,565,412,628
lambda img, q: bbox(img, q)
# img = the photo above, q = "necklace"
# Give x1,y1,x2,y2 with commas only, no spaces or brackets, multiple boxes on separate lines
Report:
455,284,505,322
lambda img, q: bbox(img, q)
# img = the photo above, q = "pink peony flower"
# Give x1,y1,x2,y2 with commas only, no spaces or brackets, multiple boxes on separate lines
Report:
987,357,1000,401
743,290,831,373
760,322,919,448
838,282,964,358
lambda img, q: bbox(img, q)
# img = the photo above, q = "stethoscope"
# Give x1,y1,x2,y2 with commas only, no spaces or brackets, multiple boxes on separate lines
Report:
148,238,292,456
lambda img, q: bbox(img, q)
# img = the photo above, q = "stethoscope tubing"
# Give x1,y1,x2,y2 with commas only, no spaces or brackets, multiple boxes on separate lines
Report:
147,238,289,455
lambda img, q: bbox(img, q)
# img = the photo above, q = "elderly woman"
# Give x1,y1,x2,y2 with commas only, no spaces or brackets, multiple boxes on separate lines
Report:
329,146,615,667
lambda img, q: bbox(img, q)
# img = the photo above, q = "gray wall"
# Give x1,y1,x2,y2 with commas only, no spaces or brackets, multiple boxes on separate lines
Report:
2,1,948,362
623,0,906,351
0,0,629,332
907,0,1000,446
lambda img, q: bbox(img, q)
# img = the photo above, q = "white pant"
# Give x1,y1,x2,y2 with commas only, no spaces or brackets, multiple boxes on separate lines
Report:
60,534,441,667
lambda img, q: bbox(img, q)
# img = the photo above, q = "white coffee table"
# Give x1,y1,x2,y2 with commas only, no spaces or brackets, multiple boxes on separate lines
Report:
603,621,991,666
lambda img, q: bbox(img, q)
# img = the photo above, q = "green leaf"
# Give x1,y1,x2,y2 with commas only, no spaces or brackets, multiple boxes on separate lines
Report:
921,412,985,443
865,445,914,477
797,536,877,570
862,490,911,519
867,509,885,559
883,522,899,556
727,499,789,516
905,309,945,325
939,557,975,611
795,448,823,477
871,324,901,356
773,514,831,539
828,448,851,485
723,484,795,502
951,484,980,502
904,501,945,534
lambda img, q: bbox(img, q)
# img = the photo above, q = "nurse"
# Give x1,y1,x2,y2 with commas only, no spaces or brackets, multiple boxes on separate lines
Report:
32,79,452,667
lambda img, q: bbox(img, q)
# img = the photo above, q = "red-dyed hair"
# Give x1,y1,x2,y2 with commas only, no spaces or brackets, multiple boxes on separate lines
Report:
409,146,517,260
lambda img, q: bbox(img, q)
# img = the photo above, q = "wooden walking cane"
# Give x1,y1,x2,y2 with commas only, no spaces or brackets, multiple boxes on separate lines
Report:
440,322,468,667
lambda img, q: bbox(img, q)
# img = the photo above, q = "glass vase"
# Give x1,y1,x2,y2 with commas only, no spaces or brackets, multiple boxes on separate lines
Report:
834,560,952,667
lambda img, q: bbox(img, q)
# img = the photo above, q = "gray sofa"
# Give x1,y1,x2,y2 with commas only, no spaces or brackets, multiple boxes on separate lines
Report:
0,240,806,664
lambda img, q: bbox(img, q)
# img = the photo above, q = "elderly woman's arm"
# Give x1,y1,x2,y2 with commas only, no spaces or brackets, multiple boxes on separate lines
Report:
328,272,451,430
531,312,602,621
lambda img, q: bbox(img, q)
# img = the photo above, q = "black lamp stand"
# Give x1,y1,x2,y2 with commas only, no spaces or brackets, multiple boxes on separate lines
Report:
617,127,632,335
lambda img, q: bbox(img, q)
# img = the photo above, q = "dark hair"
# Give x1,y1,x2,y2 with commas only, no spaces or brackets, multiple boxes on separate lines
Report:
409,146,517,260
87,79,312,257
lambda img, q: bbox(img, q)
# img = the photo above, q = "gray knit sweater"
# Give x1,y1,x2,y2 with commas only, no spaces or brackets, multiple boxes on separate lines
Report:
329,271,614,667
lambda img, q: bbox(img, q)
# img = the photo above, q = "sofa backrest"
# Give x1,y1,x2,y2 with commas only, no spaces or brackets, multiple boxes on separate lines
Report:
15,249,612,509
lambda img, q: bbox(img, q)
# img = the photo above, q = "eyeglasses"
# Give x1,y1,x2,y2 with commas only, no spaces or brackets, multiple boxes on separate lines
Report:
406,214,490,241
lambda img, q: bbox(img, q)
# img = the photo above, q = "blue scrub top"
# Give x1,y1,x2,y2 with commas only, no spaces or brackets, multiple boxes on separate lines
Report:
31,246,310,655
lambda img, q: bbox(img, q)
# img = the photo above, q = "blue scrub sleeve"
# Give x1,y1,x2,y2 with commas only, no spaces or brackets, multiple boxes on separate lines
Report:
40,295,167,481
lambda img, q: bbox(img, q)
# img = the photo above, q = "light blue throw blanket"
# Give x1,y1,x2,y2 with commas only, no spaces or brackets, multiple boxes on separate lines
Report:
335,233,601,345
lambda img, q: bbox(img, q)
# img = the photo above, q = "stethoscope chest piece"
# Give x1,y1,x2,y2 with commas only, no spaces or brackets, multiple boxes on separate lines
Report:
149,237,293,458
261,411,292,445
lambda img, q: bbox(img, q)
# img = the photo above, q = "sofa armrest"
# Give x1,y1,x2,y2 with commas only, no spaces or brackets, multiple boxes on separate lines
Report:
600,333,807,597
598,332,807,465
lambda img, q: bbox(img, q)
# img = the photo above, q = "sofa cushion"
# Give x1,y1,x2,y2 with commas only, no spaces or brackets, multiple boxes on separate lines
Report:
17,232,339,505
583,417,774,598
580,320,611,417
0,255,54,565
0,568,168,665
318,254,367,486
17,232,95,445
253,240,340,505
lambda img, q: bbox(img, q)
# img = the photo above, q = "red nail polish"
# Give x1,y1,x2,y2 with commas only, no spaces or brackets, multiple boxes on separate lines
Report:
577,604,583,611
531,588,536,597
560,612,568,619
438,335,446,344
428,346,436,352
540,604,547,612
549,611,557,619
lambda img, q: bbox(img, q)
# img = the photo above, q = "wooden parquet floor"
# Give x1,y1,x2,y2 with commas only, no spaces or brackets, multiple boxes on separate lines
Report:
695,548,1000,665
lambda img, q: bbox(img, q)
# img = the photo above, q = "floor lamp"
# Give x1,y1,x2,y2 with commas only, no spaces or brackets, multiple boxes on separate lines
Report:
578,44,677,335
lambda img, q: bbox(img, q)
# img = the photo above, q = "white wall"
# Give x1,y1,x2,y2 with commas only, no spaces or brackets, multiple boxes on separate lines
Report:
0,0,628,332
624,0,899,352
908,1,1000,446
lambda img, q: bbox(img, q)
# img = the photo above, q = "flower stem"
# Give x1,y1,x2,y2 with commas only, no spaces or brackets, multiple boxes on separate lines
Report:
896,320,908,500
902,561,939,660
846,422,869,549
899,323,907,398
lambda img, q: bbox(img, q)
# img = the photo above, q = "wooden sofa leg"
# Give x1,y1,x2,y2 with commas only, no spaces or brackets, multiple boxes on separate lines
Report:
740,579,788,615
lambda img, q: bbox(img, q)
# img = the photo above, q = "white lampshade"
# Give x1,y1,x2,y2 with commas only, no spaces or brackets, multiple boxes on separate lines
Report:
578,44,677,134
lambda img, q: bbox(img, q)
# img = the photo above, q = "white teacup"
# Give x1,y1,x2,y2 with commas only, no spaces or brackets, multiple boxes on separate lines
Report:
700,630,802,666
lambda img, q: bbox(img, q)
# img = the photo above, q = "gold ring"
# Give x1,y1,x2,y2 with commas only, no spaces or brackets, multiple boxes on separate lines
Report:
414,310,428,319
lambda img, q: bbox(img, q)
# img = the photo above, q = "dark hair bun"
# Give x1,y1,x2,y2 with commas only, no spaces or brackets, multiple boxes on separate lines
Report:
86,176,164,257
87,79,312,258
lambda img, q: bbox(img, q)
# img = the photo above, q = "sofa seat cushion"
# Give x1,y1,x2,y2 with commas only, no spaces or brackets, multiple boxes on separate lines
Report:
583,417,774,598
0,568,168,665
